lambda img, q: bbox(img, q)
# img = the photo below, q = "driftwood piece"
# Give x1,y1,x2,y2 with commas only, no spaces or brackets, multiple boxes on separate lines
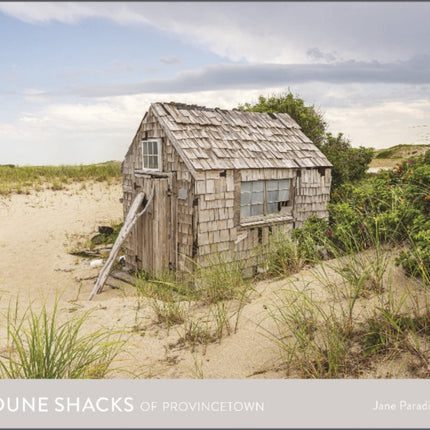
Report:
88,186,155,300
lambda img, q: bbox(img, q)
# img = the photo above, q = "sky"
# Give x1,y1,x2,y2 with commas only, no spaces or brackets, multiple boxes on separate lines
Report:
0,1,429,165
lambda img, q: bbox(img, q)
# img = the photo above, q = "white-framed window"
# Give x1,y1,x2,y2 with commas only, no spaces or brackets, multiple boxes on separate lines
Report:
240,179,290,219
142,139,161,171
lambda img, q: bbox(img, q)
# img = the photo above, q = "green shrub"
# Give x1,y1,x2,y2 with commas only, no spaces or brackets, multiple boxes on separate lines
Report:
289,151,429,286
292,215,330,262
265,230,307,277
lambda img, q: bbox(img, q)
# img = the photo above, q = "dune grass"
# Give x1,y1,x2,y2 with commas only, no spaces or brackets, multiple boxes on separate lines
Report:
266,262,430,378
133,254,254,351
0,297,125,379
0,161,121,195
262,218,430,378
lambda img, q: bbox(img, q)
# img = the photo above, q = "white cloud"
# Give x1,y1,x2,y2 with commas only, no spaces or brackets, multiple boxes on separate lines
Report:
1,2,429,64
0,88,282,164
112,60,135,74
307,47,339,64
0,2,146,25
0,2,97,24
1,87,429,165
326,99,430,149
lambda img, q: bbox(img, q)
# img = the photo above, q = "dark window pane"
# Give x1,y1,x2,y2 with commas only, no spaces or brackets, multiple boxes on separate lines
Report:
267,202,278,214
267,190,279,203
241,205,251,218
241,181,252,193
149,156,158,169
253,181,264,192
251,204,264,216
252,191,264,204
267,180,279,191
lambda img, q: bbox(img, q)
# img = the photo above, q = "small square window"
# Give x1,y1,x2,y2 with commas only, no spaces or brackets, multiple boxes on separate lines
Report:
142,140,161,171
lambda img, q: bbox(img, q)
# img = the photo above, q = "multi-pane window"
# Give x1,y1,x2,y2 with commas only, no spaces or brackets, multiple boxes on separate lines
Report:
240,181,264,218
241,179,290,219
266,179,290,214
142,140,160,170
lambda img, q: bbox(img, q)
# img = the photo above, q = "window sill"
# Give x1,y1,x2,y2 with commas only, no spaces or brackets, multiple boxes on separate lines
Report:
135,169,169,178
239,215,294,229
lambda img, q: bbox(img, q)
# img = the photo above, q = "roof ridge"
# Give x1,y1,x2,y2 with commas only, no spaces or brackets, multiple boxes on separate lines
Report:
146,101,332,171
161,102,215,112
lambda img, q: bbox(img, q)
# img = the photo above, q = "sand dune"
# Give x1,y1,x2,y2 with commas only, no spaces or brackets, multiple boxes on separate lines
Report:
0,182,284,378
0,182,424,379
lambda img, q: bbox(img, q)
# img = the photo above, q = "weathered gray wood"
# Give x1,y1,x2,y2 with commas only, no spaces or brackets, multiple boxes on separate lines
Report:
88,187,154,300
122,102,332,278
151,106,198,178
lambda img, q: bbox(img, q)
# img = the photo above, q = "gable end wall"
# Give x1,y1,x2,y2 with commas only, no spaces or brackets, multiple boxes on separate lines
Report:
122,109,195,274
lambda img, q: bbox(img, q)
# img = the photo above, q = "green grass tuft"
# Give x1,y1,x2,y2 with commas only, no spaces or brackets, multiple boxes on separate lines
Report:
0,297,125,379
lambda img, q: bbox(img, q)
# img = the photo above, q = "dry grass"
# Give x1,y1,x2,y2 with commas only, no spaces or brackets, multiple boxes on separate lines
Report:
264,246,430,379
0,162,121,196
369,144,430,169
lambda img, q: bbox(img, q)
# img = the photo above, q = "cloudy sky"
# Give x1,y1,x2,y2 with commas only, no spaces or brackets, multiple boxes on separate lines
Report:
1,2,429,165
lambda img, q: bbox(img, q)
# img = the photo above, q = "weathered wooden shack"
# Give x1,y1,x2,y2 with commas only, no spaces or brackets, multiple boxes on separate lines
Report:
121,102,332,278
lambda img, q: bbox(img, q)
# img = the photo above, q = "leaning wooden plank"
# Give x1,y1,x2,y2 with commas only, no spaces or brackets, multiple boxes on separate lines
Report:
88,191,145,300
88,186,154,300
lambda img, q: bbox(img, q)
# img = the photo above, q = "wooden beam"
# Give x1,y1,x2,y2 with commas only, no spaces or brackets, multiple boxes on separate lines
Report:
88,186,155,300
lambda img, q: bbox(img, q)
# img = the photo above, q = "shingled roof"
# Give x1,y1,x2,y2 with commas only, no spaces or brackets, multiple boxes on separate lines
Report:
150,102,332,172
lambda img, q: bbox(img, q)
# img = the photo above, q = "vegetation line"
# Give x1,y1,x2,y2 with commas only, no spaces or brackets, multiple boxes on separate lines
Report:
0,161,121,195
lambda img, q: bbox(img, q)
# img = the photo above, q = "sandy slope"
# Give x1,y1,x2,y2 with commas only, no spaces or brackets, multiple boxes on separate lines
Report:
0,182,424,379
0,182,284,378
0,182,123,300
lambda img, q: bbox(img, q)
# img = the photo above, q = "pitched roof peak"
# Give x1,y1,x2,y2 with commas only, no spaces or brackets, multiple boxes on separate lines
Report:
148,101,332,172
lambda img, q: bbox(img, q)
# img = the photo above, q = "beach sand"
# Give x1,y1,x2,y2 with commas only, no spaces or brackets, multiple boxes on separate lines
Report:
0,181,423,379
0,182,284,378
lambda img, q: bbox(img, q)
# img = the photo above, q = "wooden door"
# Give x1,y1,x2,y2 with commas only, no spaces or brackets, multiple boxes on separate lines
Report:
135,176,175,277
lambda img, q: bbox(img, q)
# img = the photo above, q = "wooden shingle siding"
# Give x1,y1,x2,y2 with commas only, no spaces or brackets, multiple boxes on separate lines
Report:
122,102,332,278
293,168,331,228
